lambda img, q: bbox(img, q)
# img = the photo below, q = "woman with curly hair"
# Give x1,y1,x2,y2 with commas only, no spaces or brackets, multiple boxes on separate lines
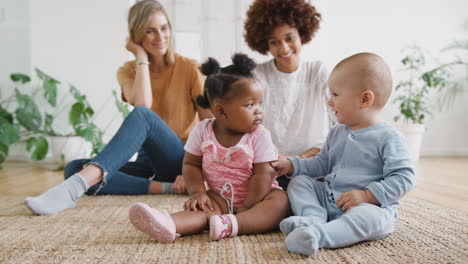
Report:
244,0,330,189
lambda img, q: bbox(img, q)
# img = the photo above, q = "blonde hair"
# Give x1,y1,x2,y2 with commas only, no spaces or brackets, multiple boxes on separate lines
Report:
128,0,175,65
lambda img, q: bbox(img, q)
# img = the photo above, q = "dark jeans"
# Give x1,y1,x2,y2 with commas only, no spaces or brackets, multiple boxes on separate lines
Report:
64,106,185,195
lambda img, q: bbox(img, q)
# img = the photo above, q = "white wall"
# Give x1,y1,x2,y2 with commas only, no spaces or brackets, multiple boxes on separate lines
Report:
0,0,31,97
176,0,468,156
1,0,467,157
30,0,130,139
307,0,468,156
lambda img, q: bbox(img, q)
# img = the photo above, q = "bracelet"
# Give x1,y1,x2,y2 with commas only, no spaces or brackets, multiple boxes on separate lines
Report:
136,61,150,66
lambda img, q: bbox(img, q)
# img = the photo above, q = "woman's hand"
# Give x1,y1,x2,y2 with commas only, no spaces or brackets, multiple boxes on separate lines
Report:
171,175,187,194
126,38,148,58
270,157,293,178
298,147,321,159
183,191,214,212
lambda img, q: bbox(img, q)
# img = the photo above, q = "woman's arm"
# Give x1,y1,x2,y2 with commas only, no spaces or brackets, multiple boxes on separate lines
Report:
122,39,153,107
241,162,276,211
298,147,321,159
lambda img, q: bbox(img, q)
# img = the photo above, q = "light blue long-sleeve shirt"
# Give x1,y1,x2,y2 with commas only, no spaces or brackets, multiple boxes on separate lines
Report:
289,122,415,208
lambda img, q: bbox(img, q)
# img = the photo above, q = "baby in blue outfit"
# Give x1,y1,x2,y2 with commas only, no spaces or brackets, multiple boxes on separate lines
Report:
273,52,415,256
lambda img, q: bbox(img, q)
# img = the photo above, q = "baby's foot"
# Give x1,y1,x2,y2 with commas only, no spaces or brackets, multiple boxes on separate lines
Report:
129,202,179,243
279,216,316,236
24,173,88,215
285,226,320,256
209,214,238,241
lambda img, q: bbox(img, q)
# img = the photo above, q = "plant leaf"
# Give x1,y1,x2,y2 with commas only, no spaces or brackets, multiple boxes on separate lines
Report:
26,136,48,160
69,102,85,126
15,90,42,131
0,106,13,123
44,113,55,135
36,68,59,107
0,118,20,145
0,143,8,166
26,137,36,152
44,78,58,107
69,84,86,103
10,73,31,84
112,90,130,118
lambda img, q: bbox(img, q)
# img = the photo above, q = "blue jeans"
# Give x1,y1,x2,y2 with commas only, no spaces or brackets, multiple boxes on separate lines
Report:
64,106,185,195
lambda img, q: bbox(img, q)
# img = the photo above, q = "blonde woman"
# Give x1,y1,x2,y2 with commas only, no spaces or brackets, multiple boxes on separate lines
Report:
25,0,211,215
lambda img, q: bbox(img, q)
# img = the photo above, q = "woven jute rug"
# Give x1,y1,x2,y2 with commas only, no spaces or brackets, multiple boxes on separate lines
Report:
0,195,466,264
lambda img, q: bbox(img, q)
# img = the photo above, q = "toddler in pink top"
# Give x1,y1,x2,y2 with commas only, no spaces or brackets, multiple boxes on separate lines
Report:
186,118,281,210
128,53,291,243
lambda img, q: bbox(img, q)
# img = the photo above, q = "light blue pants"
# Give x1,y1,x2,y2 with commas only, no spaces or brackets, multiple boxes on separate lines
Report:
287,175,397,249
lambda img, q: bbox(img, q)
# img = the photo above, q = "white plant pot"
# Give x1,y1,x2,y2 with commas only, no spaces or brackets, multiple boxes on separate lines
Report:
50,136,92,165
395,124,425,161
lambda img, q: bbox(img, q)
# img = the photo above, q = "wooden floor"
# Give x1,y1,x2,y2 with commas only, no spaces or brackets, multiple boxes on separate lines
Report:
1,157,467,213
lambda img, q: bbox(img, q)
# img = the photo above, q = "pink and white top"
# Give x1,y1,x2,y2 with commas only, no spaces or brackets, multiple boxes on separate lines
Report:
184,118,280,210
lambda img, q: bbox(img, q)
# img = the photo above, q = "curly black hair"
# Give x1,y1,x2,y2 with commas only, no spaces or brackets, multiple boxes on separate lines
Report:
244,0,321,55
196,53,256,109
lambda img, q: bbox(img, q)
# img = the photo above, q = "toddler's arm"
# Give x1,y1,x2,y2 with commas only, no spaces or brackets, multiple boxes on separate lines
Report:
182,152,213,211
366,133,416,207
241,162,276,211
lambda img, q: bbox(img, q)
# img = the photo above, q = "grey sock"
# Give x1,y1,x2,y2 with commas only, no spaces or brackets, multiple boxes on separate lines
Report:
161,182,176,194
285,226,320,256
280,216,318,236
24,173,89,215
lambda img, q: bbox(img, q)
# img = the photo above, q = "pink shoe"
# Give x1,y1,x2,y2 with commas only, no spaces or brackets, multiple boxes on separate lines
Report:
129,202,180,243
209,214,238,241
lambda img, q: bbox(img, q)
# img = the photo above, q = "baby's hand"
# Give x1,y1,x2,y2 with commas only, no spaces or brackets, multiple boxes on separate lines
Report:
183,191,214,212
337,190,378,213
270,157,293,178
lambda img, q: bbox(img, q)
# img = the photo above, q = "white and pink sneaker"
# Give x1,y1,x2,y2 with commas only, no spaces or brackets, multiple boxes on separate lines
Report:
209,214,238,241
129,202,180,243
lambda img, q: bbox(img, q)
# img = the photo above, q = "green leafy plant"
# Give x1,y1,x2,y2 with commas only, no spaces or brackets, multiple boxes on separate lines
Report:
0,69,105,168
112,90,130,119
394,44,467,124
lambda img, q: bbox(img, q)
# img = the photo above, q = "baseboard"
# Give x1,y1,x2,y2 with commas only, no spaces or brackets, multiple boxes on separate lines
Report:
421,148,468,157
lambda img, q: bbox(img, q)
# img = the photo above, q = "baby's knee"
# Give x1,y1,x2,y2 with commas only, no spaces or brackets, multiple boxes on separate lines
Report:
349,204,395,236
288,175,319,194
274,190,291,209
262,190,291,217
288,175,308,191
290,175,308,185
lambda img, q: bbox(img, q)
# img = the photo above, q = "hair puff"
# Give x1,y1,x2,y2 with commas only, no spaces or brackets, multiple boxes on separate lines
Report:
231,53,256,75
200,57,221,76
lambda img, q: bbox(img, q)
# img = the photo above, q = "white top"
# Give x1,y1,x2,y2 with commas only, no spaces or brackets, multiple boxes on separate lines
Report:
254,59,330,156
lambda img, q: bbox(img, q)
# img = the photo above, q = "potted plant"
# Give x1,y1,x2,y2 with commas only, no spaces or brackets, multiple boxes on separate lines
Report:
393,43,467,160
0,68,105,168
